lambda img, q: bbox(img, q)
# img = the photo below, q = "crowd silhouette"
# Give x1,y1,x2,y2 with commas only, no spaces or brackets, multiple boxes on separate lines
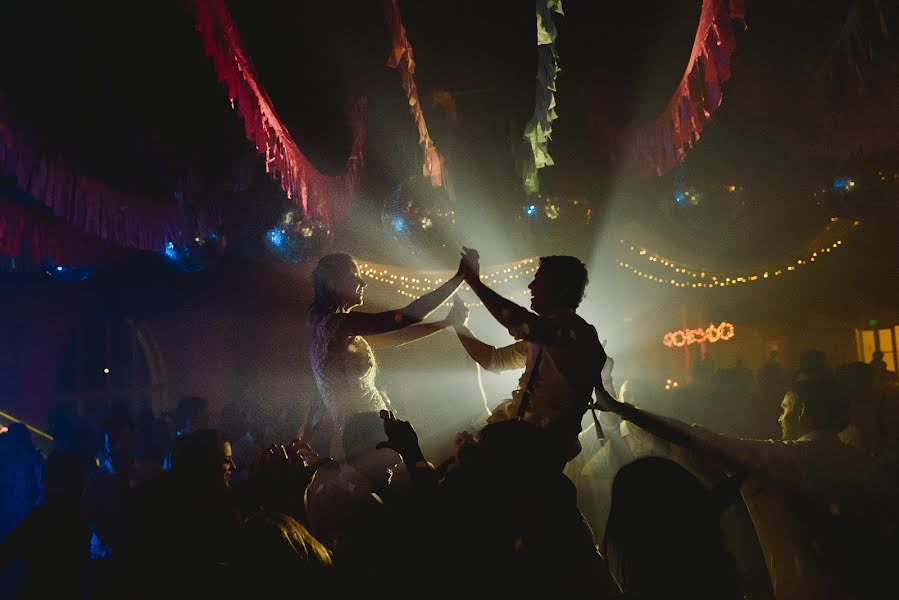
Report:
2,254,898,599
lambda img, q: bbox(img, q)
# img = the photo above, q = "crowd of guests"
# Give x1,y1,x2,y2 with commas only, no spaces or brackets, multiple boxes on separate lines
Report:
0,349,897,598
611,349,899,459
572,349,899,599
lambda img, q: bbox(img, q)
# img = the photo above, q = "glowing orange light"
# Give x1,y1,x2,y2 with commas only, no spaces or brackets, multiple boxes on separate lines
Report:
663,322,735,348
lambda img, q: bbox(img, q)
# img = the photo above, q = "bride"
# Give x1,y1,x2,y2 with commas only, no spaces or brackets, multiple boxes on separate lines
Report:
307,252,465,459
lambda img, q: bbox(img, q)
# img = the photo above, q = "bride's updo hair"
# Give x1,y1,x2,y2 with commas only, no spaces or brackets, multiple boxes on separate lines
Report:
309,253,356,323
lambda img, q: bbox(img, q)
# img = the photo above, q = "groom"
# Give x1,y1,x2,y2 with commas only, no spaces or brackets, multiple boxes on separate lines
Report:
450,247,609,466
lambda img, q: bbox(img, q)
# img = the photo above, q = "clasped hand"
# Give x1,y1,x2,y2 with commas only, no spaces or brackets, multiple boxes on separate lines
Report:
456,246,480,282
445,295,469,328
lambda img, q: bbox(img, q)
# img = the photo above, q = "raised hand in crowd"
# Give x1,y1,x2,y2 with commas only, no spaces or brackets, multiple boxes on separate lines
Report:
452,430,477,464
376,410,424,465
285,438,327,468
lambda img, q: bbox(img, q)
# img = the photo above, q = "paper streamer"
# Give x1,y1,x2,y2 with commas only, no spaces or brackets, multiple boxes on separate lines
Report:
522,0,563,194
383,0,444,187
191,0,366,225
591,0,746,176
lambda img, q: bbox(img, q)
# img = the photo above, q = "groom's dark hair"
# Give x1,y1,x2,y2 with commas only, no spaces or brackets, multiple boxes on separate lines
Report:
539,256,588,309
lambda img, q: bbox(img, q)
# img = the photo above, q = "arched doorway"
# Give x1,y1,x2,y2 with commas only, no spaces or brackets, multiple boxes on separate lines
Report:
55,316,168,420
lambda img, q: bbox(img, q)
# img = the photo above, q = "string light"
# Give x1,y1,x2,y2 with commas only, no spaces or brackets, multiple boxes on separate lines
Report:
616,221,852,290
357,257,539,308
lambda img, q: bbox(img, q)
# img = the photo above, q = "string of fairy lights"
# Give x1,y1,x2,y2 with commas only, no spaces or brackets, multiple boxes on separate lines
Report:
357,257,540,308
358,214,857,304
615,219,857,290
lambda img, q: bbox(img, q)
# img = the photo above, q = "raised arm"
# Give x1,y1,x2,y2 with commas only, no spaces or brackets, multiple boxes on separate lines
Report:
591,391,695,450
459,248,571,345
377,410,436,493
340,269,464,338
593,392,899,535
453,325,499,371
367,320,449,350
592,392,781,471
459,248,532,332
445,296,526,373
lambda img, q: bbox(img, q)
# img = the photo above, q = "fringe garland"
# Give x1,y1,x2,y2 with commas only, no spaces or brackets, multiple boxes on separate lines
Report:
190,0,366,225
0,95,212,253
522,0,563,194
383,0,444,188
0,193,127,266
591,0,746,176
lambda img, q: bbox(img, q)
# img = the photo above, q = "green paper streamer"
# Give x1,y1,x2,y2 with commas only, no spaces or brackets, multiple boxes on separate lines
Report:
522,0,563,194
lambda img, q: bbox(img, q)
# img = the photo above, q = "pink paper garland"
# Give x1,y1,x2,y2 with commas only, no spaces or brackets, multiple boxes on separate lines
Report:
190,0,366,226
0,193,128,266
0,95,211,253
591,0,746,176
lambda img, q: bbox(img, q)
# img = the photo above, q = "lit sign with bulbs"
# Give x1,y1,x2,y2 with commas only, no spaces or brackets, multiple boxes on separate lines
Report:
663,322,735,348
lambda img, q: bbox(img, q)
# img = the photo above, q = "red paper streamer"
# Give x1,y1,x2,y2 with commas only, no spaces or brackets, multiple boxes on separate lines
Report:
190,0,366,225
591,0,747,176
382,0,444,187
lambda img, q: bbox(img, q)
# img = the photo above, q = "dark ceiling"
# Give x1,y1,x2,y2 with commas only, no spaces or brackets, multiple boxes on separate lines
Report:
0,0,895,267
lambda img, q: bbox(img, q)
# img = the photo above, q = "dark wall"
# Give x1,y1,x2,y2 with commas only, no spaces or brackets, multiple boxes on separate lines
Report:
0,258,317,433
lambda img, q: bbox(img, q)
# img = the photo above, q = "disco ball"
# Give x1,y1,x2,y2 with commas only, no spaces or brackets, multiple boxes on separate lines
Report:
813,169,896,219
264,209,332,264
161,232,225,273
519,194,594,254
44,263,92,282
383,175,457,255
521,194,593,223
665,182,745,231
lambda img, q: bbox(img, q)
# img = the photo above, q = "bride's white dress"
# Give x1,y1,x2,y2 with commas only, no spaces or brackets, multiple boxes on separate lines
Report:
310,312,389,457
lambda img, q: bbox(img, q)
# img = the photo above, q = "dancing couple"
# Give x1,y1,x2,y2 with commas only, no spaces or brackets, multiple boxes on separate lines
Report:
308,248,608,466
